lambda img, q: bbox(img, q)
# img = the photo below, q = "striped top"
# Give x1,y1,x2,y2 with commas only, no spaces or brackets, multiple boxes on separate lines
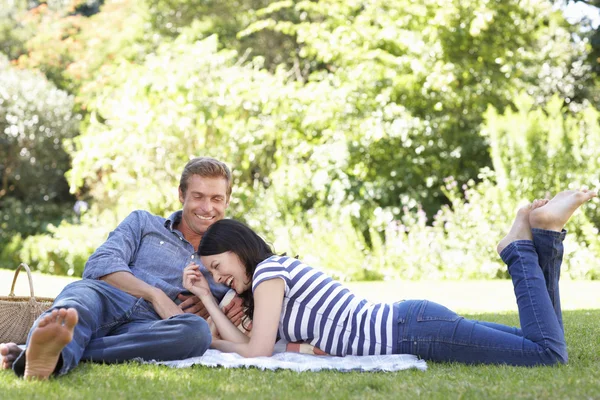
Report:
252,255,397,356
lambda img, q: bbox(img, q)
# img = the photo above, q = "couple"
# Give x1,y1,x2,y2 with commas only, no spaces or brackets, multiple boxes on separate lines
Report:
0,156,596,379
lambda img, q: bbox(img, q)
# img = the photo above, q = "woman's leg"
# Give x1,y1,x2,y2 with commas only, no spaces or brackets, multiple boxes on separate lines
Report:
472,321,523,336
396,190,596,365
395,235,564,366
500,239,567,362
395,235,566,366
395,297,558,366
531,228,566,331
527,189,597,331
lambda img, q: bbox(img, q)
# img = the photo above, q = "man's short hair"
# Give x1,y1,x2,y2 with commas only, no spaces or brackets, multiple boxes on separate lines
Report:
179,157,232,199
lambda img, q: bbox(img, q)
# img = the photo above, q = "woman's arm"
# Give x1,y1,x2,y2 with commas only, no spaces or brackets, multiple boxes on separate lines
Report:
199,293,250,343
183,263,249,343
209,278,285,357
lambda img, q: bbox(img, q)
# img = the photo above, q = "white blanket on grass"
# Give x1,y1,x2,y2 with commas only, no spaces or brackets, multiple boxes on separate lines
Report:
15,345,428,373
143,349,427,373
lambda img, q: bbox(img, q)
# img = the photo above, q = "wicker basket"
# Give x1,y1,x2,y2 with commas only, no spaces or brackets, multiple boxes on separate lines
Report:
0,263,54,344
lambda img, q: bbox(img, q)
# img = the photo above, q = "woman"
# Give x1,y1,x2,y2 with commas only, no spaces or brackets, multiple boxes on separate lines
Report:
183,189,596,366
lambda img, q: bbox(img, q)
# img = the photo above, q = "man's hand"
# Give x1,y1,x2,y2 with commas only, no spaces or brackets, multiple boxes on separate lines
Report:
150,290,185,320
178,294,209,319
223,295,246,327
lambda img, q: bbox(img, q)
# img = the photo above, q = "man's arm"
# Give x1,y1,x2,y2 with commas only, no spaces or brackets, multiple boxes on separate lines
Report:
83,211,144,281
84,211,182,319
100,271,183,319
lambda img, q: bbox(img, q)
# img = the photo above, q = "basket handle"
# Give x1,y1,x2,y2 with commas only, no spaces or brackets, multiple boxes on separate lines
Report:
9,263,36,299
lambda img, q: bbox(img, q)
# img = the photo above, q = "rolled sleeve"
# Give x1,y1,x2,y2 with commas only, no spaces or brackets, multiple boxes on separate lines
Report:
83,211,144,280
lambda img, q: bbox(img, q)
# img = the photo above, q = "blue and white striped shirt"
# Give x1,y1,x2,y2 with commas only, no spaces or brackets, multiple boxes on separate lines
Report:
252,255,397,356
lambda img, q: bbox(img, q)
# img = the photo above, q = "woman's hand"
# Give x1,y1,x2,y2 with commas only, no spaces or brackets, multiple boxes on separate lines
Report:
183,262,212,299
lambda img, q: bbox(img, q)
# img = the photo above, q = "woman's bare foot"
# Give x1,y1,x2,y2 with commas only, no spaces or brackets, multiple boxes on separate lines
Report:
530,189,597,232
0,342,23,370
497,200,547,255
24,308,78,380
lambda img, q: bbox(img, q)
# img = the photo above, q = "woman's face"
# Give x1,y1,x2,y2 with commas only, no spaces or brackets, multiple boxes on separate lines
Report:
201,251,251,294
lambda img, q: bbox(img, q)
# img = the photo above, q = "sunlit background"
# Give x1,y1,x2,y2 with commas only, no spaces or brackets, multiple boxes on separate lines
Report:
1,0,600,282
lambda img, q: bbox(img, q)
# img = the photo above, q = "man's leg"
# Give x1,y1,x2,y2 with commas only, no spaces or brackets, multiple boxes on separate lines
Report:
23,308,78,379
11,279,142,378
82,308,211,363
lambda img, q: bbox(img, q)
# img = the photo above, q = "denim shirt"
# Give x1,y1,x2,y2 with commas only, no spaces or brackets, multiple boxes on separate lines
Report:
83,210,229,302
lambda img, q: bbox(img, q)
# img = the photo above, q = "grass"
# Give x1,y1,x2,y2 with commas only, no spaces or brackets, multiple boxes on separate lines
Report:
1,271,599,399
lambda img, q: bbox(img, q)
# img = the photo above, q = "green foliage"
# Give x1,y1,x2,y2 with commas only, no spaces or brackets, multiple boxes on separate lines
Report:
145,0,305,70
0,0,32,60
0,54,79,269
239,0,591,218
12,0,153,95
17,215,109,276
372,95,600,280
3,0,600,280
0,54,79,202
264,209,384,281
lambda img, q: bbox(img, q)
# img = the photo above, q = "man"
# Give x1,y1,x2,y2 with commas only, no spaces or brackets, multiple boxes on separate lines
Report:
0,156,238,379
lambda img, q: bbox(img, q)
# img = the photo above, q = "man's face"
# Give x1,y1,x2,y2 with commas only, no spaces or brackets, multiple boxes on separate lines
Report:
178,175,229,240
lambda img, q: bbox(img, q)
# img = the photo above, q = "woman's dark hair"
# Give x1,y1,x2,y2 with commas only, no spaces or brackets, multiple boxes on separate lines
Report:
198,219,274,323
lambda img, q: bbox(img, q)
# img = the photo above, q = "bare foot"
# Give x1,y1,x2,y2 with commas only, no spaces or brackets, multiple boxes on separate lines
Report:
530,189,597,232
24,308,78,380
1,343,23,370
497,200,547,255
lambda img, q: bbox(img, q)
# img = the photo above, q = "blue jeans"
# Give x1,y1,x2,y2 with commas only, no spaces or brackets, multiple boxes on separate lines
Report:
394,228,568,366
12,280,211,376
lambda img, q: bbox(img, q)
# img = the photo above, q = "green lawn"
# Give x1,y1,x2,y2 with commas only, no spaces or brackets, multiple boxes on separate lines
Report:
1,271,599,399
1,311,599,400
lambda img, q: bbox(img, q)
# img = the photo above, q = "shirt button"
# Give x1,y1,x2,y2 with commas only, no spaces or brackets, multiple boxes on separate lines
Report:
159,241,164,245
191,255,195,259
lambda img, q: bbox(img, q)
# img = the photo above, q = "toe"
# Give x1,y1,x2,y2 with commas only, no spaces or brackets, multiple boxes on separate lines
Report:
65,309,78,328
57,309,67,324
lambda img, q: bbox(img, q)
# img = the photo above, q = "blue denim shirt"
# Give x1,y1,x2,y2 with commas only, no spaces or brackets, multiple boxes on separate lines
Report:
83,210,229,302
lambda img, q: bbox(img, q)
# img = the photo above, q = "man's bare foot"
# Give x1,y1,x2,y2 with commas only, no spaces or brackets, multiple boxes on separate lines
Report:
1,342,23,370
530,189,598,232
497,200,547,255
24,308,78,380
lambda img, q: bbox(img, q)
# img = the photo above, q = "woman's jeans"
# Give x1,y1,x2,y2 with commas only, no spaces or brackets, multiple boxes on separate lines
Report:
394,228,568,366
12,280,211,376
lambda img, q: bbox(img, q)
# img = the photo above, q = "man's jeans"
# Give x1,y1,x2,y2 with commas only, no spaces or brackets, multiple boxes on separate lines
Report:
394,229,568,366
13,280,211,376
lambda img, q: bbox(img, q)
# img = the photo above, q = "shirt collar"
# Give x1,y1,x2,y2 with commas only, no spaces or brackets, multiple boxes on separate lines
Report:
165,210,183,232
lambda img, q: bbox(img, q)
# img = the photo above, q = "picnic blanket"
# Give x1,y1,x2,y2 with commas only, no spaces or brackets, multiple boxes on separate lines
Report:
15,344,426,373
143,346,427,373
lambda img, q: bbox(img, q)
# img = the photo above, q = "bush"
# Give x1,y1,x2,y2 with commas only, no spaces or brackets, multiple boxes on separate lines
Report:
0,54,80,270
368,95,600,280
17,211,113,276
